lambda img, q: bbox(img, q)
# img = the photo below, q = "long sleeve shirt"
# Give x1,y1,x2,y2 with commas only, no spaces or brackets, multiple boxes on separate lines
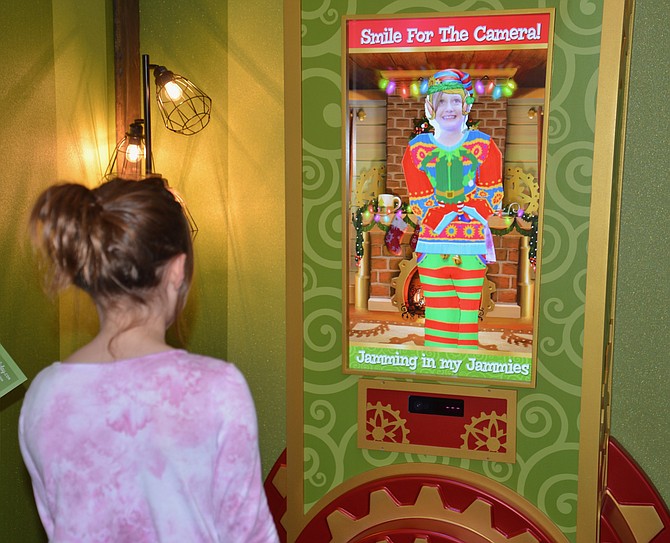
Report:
19,349,279,543
402,131,503,259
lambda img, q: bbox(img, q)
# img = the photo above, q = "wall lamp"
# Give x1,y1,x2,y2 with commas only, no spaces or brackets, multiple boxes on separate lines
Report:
106,53,212,180
105,119,147,181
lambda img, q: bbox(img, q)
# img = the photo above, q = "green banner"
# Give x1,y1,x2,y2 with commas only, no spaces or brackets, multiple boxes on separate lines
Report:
349,342,532,383
0,342,27,398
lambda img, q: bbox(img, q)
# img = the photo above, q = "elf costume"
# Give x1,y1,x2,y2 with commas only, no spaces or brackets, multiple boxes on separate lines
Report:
402,69,503,350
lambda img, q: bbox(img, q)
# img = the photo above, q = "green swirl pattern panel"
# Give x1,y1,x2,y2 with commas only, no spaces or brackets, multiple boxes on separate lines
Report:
301,1,605,539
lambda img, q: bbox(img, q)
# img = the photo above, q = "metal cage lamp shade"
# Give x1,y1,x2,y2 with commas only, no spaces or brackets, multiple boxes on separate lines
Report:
104,119,147,180
153,65,212,136
104,55,211,237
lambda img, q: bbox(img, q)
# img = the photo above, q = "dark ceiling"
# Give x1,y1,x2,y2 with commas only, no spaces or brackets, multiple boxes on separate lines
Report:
348,49,549,90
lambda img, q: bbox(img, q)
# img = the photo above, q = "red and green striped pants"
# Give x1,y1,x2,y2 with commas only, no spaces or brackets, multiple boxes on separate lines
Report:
417,253,486,350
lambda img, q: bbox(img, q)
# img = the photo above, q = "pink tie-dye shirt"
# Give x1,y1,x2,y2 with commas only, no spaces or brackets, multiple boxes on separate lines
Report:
19,350,279,543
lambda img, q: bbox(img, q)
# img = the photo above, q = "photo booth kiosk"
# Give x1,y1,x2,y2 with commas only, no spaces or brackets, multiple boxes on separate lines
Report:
272,1,670,541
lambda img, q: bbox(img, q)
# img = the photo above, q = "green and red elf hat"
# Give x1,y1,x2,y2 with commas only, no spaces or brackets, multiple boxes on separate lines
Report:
426,69,475,105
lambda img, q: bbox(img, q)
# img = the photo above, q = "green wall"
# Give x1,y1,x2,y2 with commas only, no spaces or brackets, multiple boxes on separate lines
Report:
138,0,286,477
0,1,114,541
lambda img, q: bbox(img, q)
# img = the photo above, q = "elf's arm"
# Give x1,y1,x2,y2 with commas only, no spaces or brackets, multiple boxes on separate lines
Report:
466,138,503,218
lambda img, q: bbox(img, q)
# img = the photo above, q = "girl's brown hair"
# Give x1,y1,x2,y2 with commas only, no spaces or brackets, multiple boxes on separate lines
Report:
29,177,193,315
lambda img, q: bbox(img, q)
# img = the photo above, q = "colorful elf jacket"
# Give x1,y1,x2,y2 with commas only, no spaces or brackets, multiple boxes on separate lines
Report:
402,131,503,261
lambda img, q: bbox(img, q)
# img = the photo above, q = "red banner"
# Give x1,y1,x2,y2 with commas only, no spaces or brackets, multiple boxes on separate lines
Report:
348,12,551,51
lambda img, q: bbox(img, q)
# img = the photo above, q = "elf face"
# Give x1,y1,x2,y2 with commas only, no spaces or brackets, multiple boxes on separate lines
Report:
433,91,466,135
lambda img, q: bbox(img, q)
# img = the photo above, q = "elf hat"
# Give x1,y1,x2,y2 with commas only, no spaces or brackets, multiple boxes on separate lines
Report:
426,69,475,104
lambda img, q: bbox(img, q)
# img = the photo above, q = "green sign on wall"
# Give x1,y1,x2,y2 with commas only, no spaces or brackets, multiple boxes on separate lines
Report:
0,342,27,398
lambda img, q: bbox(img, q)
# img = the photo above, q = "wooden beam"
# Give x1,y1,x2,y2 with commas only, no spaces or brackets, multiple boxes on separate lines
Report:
113,0,141,143
379,67,517,81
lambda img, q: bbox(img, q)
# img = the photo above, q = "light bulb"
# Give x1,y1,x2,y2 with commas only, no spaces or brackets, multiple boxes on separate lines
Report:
164,81,183,101
125,143,144,163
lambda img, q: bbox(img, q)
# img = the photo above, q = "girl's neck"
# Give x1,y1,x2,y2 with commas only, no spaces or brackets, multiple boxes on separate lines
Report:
64,307,173,364
434,129,466,148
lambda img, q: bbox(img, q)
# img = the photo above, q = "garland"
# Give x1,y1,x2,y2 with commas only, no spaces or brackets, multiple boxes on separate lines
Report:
489,207,539,268
353,201,538,268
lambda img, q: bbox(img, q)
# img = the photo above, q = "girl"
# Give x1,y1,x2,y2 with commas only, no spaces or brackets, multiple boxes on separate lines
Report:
19,177,279,542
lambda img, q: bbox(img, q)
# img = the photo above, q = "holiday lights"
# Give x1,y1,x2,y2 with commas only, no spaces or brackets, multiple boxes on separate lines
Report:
377,74,517,99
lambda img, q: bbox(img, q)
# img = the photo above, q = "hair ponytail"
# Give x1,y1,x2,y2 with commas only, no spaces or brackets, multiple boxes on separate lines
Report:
30,178,193,313
30,183,103,294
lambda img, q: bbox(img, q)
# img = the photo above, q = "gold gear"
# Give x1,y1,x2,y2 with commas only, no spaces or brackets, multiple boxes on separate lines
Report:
326,485,540,542
461,411,508,454
366,402,410,444
504,167,540,216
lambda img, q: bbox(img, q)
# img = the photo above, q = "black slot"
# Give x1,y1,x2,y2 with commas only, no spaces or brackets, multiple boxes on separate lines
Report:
408,395,464,417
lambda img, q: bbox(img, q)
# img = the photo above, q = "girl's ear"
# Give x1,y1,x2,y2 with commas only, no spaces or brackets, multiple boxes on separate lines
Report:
166,254,187,291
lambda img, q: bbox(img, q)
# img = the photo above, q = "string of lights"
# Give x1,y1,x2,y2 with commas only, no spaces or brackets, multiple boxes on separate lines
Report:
377,75,518,100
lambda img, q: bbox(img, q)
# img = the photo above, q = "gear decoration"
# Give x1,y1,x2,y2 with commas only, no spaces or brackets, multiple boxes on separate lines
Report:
487,167,541,269
461,411,508,454
353,165,386,208
391,253,425,320
326,486,539,543
267,437,670,542
504,167,540,215
366,401,410,444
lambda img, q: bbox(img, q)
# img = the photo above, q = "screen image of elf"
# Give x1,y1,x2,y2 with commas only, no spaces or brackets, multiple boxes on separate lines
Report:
402,69,503,350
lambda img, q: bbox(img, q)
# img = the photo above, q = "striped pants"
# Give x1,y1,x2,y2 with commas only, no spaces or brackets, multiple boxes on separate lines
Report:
418,253,487,350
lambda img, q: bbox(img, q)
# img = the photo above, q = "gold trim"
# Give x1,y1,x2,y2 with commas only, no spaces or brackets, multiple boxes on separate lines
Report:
284,0,304,540
529,8,555,345
576,1,632,541
599,0,635,509
342,9,553,390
